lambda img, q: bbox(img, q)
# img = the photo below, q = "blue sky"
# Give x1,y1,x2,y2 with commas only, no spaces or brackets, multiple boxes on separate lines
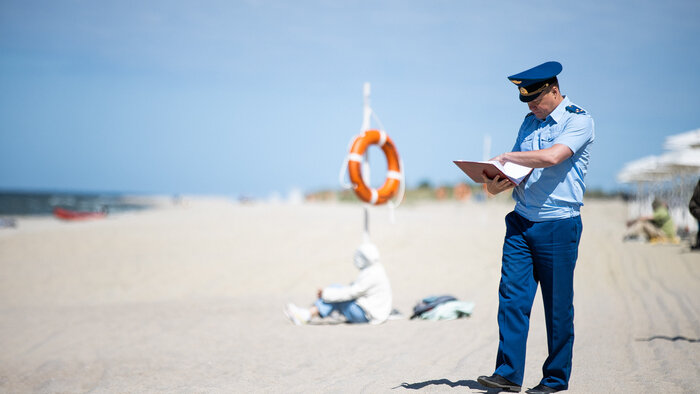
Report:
1,0,699,198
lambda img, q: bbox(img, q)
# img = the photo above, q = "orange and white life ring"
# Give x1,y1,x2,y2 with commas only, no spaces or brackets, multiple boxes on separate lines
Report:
347,129,402,205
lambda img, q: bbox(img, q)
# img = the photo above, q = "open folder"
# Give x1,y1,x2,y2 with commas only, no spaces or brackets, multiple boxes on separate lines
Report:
453,160,533,185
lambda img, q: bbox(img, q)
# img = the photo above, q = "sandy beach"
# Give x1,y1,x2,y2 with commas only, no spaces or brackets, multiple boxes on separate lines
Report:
0,198,698,393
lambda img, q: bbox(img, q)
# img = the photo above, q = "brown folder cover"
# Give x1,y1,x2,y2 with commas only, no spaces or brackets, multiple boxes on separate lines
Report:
453,160,531,185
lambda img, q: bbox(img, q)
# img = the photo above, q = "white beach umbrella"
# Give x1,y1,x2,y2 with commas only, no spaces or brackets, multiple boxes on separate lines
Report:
616,155,672,183
658,148,700,173
664,128,700,150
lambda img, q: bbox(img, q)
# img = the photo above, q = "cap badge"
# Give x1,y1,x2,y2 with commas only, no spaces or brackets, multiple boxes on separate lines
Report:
519,87,528,95
511,80,522,85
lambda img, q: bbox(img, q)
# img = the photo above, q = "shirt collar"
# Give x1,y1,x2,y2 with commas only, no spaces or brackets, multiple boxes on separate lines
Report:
547,96,570,123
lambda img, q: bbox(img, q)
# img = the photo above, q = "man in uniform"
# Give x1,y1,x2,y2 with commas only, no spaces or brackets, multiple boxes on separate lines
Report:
476,61,595,393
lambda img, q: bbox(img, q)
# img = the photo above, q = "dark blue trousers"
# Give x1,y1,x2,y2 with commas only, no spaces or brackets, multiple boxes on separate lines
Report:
494,211,582,390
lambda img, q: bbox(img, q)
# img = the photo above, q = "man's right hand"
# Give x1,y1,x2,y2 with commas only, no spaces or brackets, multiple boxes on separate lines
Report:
481,172,514,195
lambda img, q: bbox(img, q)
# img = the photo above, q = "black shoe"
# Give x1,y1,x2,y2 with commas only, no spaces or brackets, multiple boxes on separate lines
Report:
525,383,560,393
477,374,521,392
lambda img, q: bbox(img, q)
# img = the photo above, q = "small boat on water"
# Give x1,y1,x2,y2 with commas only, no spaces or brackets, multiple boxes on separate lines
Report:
53,207,107,221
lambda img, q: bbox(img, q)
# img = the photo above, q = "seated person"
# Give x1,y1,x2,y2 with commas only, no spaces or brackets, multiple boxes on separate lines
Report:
624,198,677,243
285,242,392,325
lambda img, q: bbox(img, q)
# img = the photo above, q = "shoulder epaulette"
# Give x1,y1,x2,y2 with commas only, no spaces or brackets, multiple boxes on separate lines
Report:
565,105,586,115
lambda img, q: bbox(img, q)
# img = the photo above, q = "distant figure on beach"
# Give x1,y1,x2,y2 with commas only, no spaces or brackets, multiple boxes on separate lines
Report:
689,179,700,250
624,198,677,243
284,242,392,325
476,61,594,394
454,182,472,201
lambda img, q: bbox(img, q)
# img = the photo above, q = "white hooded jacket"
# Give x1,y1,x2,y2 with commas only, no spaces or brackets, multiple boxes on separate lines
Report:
320,244,393,324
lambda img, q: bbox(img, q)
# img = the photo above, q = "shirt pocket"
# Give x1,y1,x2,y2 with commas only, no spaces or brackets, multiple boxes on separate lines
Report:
520,134,535,151
538,129,558,149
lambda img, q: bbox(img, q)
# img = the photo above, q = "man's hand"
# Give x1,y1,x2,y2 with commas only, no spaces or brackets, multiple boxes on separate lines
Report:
490,145,573,169
490,153,508,165
481,172,514,195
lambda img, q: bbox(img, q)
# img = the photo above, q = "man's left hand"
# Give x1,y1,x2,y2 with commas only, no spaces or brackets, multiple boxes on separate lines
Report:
482,173,514,195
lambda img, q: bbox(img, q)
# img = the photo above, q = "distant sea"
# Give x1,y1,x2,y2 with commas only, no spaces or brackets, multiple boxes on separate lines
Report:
0,191,152,216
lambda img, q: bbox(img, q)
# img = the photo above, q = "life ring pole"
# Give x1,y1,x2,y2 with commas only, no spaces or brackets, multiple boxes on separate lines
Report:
363,206,370,243
361,82,372,190
362,82,371,132
362,82,371,242
338,83,403,242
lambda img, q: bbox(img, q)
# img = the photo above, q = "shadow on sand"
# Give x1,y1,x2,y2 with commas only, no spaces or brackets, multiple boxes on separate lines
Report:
636,335,700,343
393,379,504,392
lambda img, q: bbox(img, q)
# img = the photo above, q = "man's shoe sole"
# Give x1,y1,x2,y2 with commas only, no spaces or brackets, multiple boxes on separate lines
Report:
477,376,521,392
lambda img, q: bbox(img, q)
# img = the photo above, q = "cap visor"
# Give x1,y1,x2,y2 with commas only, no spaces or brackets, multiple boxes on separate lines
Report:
519,92,541,103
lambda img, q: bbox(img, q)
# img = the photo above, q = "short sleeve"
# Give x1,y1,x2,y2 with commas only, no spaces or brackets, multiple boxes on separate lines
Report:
554,116,595,154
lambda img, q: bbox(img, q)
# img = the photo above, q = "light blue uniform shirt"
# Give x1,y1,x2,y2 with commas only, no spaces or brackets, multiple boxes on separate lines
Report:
511,96,595,222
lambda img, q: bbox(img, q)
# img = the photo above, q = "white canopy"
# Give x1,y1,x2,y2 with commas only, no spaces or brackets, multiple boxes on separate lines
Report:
618,128,700,184
659,148,700,173
616,155,672,183
664,128,700,150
